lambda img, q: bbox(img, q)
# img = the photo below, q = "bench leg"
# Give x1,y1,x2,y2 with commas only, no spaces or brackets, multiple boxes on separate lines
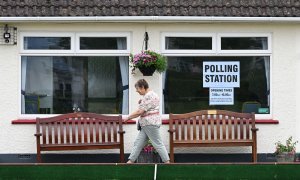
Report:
170,147,174,163
252,144,257,162
37,151,41,163
120,149,125,163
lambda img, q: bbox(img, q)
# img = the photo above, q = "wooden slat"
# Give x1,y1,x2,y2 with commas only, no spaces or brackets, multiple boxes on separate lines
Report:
246,118,250,139
66,118,70,143
89,118,94,143
78,117,82,143
59,121,64,144
95,119,100,143
187,118,191,140
83,117,88,143
228,117,232,140
234,116,238,139
222,115,226,140
72,118,76,144
107,121,112,142
198,115,202,140
192,117,196,140
175,120,179,140
48,123,52,144
54,122,58,144
210,116,214,140
101,121,105,143
180,119,185,140
204,115,208,140
216,114,220,140
113,121,117,143
240,118,244,140
42,124,46,144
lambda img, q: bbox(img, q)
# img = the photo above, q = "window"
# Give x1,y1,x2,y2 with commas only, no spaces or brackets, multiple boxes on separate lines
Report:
165,37,212,50
162,33,215,54
162,33,271,116
20,33,74,54
218,33,271,54
80,37,127,50
21,32,130,115
24,37,71,50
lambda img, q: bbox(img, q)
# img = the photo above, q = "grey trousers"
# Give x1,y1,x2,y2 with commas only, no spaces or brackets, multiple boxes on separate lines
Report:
128,125,170,163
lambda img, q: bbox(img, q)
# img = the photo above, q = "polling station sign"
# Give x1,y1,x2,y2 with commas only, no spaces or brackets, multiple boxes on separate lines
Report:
209,88,234,105
203,61,240,88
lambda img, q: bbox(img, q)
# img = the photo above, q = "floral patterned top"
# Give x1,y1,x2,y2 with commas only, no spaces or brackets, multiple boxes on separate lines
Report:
138,90,161,127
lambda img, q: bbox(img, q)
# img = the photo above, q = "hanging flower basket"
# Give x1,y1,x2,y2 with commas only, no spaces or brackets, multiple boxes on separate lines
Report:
138,65,156,76
130,50,167,76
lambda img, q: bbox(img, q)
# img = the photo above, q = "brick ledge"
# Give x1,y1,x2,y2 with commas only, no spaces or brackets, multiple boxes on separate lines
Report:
11,119,279,124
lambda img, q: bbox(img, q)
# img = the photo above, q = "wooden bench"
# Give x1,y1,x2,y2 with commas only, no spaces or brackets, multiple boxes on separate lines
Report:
169,110,258,162
34,112,125,163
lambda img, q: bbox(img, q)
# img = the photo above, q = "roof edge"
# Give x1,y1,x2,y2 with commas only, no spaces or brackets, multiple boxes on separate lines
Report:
1,16,300,23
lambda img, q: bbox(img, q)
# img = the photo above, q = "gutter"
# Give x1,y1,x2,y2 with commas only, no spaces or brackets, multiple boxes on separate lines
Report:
1,16,300,23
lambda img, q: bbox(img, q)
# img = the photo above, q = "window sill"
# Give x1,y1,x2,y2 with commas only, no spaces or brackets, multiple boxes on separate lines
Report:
11,119,279,124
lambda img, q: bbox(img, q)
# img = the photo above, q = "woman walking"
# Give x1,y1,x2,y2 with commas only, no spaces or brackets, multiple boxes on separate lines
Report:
123,79,170,163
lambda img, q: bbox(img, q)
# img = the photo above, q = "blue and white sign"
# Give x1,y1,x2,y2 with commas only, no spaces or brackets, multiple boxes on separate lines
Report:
203,61,240,88
209,88,234,105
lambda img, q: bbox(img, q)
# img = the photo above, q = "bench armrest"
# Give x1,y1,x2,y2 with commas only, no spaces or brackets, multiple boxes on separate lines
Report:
251,128,259,132
168,129,175,134
34,133,42,137
118,130,126,134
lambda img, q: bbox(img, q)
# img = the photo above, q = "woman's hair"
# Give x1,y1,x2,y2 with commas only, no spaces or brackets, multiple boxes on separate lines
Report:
135,79,149,89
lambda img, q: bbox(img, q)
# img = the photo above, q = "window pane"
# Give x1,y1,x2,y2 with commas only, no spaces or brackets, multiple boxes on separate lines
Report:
24,37,71,50
221,37,268,50
166,37,212,50
80,37,127,50
21,56,128,114
164,56,270,114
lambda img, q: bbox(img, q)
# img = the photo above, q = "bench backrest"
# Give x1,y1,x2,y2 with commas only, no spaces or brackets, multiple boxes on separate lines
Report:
169,110,256,141
36,112,123,145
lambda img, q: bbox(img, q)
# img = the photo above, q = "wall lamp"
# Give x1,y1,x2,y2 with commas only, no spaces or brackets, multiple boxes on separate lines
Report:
3,24,11,43
1,24,17,45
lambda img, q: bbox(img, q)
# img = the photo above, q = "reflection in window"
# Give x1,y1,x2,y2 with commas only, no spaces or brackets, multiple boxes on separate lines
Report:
221,37,268,50
24,37,71,50
80,37,127,50
166,37,212,50
21,56,129,114
163,56,270,114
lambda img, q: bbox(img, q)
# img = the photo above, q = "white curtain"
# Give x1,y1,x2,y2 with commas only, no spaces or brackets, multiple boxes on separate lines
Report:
262,39,270,106
22,57,53,114
117,39,129,114
21,57,27,114
264,57,270,106
162,72,166,114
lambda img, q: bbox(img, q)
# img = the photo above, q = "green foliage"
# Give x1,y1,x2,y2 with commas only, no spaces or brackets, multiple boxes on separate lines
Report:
275,136,298,155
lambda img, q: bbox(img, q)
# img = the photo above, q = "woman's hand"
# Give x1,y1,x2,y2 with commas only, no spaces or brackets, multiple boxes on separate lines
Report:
123,115,129,124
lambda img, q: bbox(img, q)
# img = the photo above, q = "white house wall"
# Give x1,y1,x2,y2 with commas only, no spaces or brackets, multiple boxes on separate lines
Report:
0,22,299,154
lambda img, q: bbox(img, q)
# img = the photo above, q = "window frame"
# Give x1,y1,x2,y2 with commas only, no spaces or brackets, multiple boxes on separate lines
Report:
161,32,216,54
19,31,131,118
20,32,75,54
217,33,272,54
75,32,131,54
161,32,272,119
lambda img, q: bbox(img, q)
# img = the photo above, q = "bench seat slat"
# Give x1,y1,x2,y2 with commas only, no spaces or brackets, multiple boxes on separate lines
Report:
40,143,121,151
174,140,253,144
